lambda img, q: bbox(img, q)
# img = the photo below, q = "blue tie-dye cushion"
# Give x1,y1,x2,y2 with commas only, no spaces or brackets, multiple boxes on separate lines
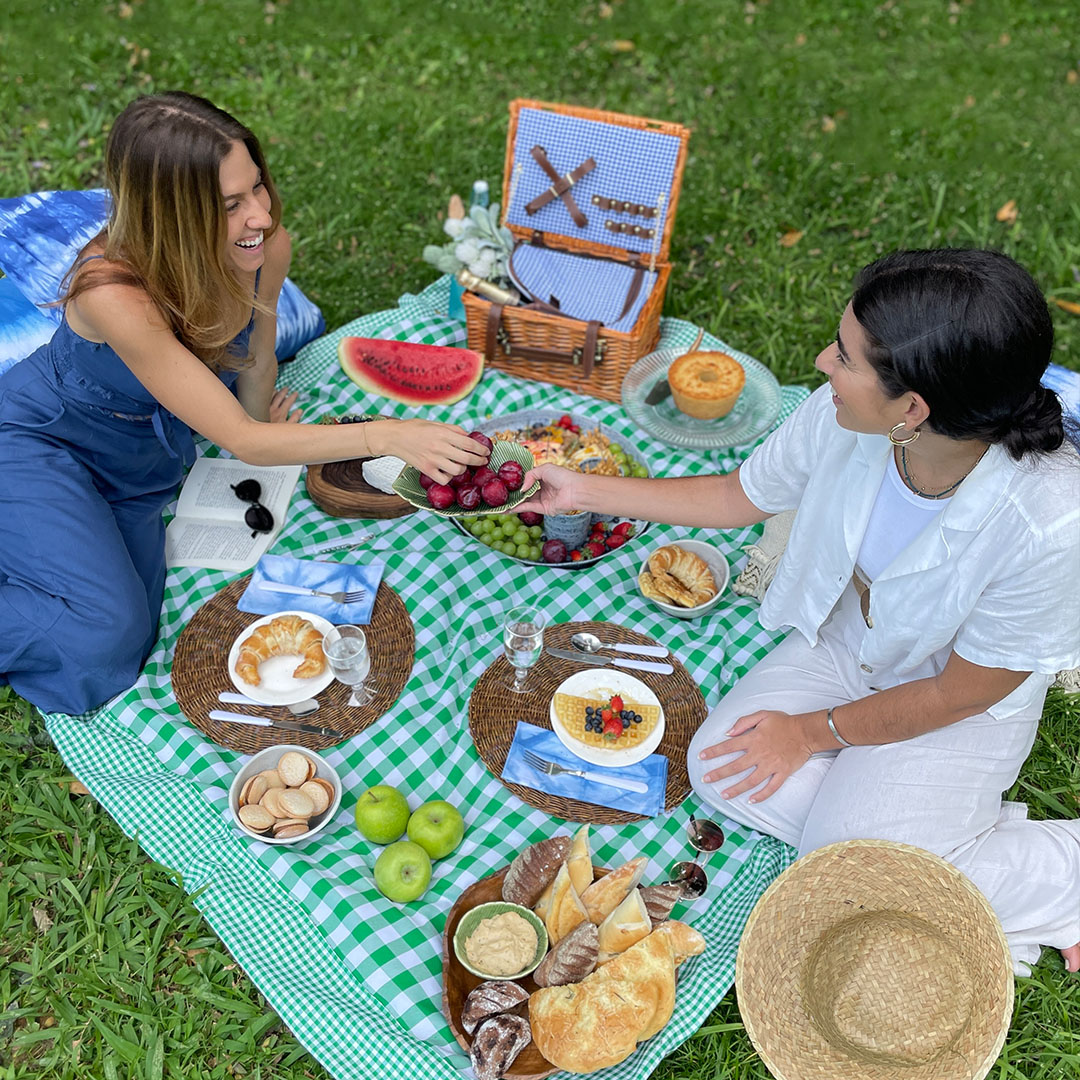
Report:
0,276,54,379
0,189,325,371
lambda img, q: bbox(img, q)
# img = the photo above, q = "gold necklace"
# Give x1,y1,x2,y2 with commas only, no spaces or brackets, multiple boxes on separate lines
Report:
900,444,988,500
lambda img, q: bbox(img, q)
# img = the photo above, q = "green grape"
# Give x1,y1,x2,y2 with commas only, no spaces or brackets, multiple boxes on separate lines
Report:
631,463,649,478
479,519,495,534
513,529,530,546
529,544,542,561
528,525,542,539
490,526,505,541
503,514,521,528
470,521,485,537
480,533,495,547
515,543,532,559
501,541,518,556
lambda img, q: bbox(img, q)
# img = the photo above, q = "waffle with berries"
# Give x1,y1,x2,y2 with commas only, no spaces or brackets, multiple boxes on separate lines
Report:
553,692,661,750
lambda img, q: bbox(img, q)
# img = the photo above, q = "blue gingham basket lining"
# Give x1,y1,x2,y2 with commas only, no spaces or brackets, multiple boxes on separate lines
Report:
509,244,657,333
505,108,682,255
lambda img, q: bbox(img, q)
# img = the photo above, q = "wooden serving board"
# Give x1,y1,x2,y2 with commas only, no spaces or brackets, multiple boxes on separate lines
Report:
441,864,608,1080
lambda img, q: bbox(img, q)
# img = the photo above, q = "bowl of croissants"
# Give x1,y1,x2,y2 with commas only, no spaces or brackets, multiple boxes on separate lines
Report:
442,824,706,1080
637,540,729,619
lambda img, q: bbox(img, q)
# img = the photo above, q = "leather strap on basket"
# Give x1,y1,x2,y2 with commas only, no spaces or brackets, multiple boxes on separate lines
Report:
484,300,602,378
524,146,596,227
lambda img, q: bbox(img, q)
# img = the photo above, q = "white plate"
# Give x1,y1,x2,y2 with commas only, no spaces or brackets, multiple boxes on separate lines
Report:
227,610,336,705
548,668,665,768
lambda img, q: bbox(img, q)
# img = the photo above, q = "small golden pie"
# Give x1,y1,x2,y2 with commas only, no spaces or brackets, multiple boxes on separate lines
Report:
667,350,745,419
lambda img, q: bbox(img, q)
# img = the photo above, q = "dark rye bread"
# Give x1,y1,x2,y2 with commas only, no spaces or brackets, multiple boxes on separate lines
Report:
501,835,572,908
639,883,682,927
532,920,599,988
469,1013,532,1080
460,980,530,1036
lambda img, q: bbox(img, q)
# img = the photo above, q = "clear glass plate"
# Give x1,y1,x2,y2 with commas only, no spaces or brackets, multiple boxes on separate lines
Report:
622,344,782,449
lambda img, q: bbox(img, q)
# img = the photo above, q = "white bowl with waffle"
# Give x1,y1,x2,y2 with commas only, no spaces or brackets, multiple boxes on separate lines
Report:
637,539,729,619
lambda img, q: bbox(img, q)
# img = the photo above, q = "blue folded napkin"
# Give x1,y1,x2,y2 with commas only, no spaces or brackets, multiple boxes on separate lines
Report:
238,554,384,625
501,721,668,817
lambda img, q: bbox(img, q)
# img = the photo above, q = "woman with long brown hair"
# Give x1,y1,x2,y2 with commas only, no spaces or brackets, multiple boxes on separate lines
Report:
0,91,487,715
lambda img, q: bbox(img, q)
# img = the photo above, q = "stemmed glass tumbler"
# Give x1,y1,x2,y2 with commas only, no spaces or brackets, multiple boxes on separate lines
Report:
322,625,375,706
503,605,547,693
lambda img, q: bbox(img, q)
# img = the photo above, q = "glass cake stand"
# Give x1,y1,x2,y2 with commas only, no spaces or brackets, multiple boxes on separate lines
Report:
622,342,782,450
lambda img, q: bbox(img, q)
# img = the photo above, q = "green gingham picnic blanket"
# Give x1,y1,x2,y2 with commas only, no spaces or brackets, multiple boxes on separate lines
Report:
44,276,806,1080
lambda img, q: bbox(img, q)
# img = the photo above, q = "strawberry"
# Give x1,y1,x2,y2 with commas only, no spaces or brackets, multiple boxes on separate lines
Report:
606,533,628,550
592,521,608,533
558,414,573,429
571,549,583,561
612,521,634,536
610,694,624,713
600,708,613,724
569,424,581,434
584,540,606,558
603,717,623,740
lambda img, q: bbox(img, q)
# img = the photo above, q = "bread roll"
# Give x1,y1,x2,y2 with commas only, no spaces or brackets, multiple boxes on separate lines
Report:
470,1014,531,1080
461,980,529,1036
502,835,571,908
639,883,683,927
580,857,647,924
596,889,652,964
545,862,589,944
532,920,599,988
566,825,592,896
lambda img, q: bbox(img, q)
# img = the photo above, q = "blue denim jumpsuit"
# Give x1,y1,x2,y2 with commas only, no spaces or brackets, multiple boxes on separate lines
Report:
0,267,250,713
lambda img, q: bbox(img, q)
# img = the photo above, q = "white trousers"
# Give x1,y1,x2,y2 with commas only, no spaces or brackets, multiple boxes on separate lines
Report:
688,585,1080,974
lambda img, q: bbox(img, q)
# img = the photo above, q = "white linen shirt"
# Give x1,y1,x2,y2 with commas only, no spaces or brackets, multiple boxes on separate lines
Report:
738,384,1080,716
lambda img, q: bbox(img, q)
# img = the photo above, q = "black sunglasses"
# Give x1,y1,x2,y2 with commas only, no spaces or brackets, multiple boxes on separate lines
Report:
231,479,274,537
666,815,726,899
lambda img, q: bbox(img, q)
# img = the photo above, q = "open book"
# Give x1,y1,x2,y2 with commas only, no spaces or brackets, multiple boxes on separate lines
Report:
165,456,302,572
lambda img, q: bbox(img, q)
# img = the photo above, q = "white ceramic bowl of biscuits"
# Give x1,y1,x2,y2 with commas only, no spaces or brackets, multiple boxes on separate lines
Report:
637,539,729,619
229,744,342,844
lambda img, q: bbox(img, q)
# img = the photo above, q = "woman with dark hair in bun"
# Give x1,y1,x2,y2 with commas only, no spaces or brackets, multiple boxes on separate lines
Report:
520,249,1080,974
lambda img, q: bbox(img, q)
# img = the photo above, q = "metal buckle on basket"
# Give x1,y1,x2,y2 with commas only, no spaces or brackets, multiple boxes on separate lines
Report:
570,339,606,366
495,327,513,356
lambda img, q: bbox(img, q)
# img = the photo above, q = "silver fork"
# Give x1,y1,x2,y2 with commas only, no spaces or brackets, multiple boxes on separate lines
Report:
520,748,649,794
262,582,367,604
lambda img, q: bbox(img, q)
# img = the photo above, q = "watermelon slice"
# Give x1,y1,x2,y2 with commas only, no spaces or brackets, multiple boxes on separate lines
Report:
338,337,484,406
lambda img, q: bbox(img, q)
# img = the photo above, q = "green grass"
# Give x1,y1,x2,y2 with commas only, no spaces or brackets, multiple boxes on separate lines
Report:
1,1,1079,1076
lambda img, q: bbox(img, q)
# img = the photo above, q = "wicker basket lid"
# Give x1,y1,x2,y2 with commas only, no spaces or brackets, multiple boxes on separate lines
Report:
735,840,1013,1080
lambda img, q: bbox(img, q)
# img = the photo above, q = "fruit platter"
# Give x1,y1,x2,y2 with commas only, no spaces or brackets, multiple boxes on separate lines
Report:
448,410,652,568
392,434,539,518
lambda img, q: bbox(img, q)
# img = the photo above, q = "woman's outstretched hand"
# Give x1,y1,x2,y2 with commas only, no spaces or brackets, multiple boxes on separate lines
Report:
515,464,584,515
269,387,301,423
383,419,489,484
697,710,816,804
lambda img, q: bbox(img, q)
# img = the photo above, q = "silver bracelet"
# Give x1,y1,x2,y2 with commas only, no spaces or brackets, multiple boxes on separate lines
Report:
827,706,853,748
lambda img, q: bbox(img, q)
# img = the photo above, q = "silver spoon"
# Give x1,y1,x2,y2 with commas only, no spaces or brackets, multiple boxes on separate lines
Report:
218,691,320,717
570,631,669,659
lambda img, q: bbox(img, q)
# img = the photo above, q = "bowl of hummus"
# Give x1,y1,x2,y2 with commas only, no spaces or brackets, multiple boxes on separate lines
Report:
453,901,548,980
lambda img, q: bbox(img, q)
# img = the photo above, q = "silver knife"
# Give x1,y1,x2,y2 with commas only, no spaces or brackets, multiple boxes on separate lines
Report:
545,648,673,675
208,709,345,739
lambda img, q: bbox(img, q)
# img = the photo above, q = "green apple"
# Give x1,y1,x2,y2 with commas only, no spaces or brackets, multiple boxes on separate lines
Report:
373,840,432,902
354,784,410,844
407,800,465,859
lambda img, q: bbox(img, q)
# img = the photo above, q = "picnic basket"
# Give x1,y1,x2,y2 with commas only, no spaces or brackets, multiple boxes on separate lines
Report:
462,99,690,402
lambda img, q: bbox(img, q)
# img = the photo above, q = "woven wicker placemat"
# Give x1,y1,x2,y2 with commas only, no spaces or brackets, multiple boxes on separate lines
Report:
172,576,415,752
468,620,706,824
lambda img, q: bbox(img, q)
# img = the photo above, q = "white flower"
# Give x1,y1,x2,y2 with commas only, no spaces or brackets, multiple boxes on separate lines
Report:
469,251,496,279
455,238,480,264
443,217,466,239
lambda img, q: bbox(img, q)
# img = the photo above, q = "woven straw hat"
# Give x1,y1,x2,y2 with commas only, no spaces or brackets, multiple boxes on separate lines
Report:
735,840,1013,1080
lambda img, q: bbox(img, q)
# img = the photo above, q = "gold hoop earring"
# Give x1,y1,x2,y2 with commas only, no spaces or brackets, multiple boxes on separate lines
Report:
888,422,920,446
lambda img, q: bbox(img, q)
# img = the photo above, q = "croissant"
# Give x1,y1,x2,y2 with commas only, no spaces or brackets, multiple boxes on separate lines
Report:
640,545,717,608
235,614,326,686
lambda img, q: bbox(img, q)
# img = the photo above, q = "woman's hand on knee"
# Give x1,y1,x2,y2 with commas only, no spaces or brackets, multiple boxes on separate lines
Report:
697,710,815,804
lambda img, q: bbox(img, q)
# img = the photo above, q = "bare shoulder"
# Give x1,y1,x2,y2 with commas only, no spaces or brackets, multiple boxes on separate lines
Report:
67,275,169,343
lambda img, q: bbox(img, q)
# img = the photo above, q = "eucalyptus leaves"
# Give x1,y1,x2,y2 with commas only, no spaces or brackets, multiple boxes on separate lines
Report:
423,203,514,286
